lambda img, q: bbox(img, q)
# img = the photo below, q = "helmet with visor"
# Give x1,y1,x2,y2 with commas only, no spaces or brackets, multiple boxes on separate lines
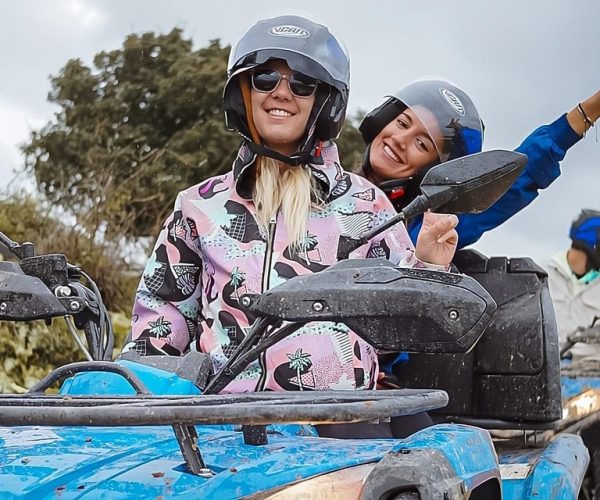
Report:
360,79,484,163
224,15,350,165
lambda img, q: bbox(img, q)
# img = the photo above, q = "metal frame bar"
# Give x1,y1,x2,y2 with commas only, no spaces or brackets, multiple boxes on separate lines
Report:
0,389,448,426
0,389,449,475
172,424,209,475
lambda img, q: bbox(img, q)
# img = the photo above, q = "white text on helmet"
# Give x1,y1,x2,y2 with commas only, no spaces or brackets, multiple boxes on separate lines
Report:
439,88,465,116
268,26,310,38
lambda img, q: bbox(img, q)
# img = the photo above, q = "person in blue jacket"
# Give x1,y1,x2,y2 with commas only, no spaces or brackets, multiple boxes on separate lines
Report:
357,79,600,248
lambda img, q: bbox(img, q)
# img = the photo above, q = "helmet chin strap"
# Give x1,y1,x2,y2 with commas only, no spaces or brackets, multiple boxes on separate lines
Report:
245,142,316,166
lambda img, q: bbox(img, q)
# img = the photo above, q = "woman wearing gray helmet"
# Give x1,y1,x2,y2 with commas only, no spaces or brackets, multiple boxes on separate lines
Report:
358,80,600,248
128,15,458,406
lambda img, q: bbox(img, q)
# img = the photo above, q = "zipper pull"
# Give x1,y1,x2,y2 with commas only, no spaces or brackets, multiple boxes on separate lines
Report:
267,216,277,240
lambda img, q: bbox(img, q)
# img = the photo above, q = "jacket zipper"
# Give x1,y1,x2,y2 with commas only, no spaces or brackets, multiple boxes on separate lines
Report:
256,216,277,391
261,216,277,293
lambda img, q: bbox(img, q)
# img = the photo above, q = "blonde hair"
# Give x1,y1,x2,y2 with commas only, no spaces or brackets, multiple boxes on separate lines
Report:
253,156,324,252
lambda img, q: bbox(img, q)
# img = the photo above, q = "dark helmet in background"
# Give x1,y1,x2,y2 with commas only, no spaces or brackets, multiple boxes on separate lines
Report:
223,15,350,165
570,209,600,270
359,79,484,163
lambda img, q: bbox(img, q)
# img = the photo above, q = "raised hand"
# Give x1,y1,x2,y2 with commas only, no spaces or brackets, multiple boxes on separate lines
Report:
415,211,459,266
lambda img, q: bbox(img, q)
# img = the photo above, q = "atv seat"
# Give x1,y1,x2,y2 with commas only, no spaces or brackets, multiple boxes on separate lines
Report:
118,350,213,390
393,249,562,429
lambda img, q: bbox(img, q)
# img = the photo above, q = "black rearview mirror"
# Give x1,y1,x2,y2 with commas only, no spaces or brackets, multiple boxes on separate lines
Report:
403,149,528,219
338,149,527,259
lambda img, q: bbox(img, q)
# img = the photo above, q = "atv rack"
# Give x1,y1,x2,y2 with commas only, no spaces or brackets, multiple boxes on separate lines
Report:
0,362,448,475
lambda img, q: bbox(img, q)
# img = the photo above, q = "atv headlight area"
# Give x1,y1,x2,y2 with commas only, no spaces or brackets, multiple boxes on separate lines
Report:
256,463,376,499
563,389,600,419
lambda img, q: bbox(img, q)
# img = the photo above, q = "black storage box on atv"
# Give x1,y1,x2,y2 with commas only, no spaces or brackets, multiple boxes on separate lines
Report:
393,248,562,424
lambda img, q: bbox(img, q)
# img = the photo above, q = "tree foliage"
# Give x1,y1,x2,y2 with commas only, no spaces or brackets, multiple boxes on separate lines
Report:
336,110,367,174
0,194,138,312
0,195,134,392
23,29,239,239
0,311,131,393
23,28,365,241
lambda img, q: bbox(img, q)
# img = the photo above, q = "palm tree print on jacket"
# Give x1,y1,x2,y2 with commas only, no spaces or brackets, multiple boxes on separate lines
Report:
287,348,314,390
148,316,172,338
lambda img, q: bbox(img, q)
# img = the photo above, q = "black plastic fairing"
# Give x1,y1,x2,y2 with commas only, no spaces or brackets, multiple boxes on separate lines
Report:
0,261,68,320
243,259,496,354
394,249,563,423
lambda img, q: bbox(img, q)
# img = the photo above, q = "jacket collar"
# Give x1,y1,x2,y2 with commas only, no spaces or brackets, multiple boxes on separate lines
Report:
549,250,575,280
232,141,342,200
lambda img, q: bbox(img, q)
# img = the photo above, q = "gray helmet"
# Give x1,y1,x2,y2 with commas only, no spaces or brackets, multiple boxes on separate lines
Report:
359,79,484,163
224,15,350,164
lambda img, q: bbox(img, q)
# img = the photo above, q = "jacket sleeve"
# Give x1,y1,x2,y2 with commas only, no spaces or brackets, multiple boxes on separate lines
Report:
450,114,581,249
128,191,203,356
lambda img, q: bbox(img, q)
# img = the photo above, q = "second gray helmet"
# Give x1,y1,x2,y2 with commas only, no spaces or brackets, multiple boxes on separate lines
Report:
360,79,484,163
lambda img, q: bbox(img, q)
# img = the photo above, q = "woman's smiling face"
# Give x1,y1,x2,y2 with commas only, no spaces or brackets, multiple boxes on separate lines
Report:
250,59,316,157
369,105,442,183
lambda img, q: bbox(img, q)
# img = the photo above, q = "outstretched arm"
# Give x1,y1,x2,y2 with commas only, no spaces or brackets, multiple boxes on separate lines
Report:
447,87,600,249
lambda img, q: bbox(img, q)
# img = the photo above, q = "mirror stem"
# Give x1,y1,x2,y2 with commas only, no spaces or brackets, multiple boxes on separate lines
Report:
400,194,432,221
336,195,431,260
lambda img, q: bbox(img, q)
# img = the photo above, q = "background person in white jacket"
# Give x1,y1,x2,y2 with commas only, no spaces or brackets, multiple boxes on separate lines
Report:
544,209,600,359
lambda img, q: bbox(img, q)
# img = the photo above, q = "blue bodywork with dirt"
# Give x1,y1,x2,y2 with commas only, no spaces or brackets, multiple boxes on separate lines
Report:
0,362,589,499
498,435,588,500
0,364,502,499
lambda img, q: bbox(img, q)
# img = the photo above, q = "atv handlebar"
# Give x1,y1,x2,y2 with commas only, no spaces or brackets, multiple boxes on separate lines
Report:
561,320,600,359
0,231,114,361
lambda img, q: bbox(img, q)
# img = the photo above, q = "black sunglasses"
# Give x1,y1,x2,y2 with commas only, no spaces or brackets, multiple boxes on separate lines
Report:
251,69,318,98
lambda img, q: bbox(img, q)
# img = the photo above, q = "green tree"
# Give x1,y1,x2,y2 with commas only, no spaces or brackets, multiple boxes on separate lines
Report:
23,29,240,240
336,110,367,174
23,29,365,241
0,194,137,312
0,194,134,392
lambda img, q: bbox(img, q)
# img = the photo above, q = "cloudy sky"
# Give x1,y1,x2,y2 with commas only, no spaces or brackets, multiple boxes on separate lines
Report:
1,0,598,264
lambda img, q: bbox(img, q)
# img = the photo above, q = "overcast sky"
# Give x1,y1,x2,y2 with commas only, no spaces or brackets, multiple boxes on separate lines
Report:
0,0,598,264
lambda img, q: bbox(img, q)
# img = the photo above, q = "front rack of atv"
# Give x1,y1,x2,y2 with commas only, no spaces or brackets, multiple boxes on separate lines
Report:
0,362,448,475
0,389,448,427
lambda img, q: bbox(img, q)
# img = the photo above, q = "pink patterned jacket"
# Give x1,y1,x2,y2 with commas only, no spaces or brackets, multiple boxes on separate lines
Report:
127,142,428,393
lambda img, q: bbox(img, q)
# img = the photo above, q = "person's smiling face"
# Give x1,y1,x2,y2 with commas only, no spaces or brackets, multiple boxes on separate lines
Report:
250,60,316,156
369,105,442,183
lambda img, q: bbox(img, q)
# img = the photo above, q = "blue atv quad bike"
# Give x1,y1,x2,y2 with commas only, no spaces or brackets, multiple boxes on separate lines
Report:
555,320,600,498
0,150,590,499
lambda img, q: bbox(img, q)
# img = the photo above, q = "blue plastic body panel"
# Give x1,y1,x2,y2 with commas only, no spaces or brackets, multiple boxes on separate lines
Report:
0,361,589,499
499,434,589,500
59,360,202,396
562,375,600,401
0,423,500,499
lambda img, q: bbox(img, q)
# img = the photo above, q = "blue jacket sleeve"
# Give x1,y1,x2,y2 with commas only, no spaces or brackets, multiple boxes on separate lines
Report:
436,114,580,249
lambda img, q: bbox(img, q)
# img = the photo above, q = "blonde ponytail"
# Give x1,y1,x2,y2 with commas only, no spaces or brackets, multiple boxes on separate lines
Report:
253,157,323,252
